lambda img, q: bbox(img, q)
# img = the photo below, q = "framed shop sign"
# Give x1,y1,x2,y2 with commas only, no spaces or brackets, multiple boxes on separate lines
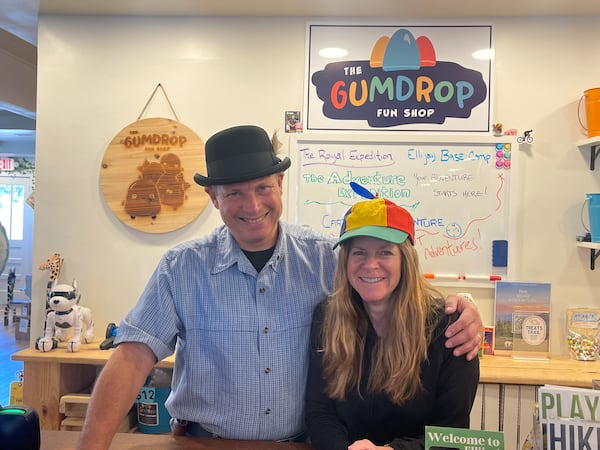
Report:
305,24,493,132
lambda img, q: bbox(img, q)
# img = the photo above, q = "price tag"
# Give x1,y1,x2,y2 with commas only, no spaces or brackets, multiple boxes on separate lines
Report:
9,371,24,405
10,382,23,404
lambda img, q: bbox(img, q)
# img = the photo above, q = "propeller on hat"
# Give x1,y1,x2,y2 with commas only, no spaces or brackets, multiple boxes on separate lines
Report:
349,182,376,200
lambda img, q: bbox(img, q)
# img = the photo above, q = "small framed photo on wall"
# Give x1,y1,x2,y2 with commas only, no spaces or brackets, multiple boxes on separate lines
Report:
285,111,303,133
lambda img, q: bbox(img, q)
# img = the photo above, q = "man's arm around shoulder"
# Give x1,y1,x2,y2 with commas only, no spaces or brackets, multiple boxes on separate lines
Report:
444,294,483,361
76,342,157,450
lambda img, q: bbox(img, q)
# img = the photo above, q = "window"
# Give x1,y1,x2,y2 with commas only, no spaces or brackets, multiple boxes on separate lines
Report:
0,180,26,240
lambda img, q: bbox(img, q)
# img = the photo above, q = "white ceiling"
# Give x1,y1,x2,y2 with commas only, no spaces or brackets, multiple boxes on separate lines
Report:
37,0,600,20
7,0,600,47
2,0,600,153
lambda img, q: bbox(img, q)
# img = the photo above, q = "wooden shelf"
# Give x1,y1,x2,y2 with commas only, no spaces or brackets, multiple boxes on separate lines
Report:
577,241,600,270
12,339,174,367
480,354,600,388
11,340,174,430
14,340,600,431
577,137,600,170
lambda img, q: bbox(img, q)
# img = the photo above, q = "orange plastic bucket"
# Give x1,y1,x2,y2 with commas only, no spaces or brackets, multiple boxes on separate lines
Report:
581,88,600,138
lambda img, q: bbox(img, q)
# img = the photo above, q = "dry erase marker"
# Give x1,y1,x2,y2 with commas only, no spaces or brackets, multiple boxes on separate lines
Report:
423,273,501,281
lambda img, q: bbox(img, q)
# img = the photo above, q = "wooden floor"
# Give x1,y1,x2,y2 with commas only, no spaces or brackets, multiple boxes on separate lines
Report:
0,320,29,406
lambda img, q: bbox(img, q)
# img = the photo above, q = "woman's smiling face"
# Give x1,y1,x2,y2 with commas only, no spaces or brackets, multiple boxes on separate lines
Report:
346,236,401,307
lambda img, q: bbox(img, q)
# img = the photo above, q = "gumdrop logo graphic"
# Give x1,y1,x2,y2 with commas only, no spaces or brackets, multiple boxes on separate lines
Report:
370,31,436,71
311,28,488,128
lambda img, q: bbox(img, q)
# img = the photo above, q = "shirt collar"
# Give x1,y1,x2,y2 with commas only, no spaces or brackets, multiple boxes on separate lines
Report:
212,222,286,274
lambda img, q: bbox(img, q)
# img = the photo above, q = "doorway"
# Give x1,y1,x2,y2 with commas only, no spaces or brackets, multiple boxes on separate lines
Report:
0,176,34,302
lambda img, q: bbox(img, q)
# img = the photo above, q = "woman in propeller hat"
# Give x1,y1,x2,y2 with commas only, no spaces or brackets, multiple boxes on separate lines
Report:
305,196,480,450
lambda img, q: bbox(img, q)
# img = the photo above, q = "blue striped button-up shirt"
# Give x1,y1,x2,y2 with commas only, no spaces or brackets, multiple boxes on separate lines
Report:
115,221,337,440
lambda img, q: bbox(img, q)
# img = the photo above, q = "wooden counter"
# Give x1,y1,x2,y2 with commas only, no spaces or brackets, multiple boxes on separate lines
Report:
11,340,174,430
480,354,600,388
11,340,175,368
12,341,600,431
40,430,312,449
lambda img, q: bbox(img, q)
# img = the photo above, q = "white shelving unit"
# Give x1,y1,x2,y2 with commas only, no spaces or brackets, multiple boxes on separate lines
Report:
577,137,600,170
576,138,600,269
576,241,600,270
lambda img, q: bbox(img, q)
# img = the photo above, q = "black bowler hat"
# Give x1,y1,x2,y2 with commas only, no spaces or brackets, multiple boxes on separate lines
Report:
194,125,291,186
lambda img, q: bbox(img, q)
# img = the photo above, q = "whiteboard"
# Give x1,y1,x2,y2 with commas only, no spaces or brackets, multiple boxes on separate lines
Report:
287,134,517,283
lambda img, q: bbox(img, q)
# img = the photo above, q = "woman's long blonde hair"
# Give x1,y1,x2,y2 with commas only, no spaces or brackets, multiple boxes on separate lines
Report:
321,239,445,405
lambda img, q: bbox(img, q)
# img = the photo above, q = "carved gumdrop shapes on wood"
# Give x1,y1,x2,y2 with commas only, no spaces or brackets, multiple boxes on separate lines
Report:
123,154,191,220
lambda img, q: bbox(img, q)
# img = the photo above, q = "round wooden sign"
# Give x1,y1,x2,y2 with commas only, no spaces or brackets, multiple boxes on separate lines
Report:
99,117,209,233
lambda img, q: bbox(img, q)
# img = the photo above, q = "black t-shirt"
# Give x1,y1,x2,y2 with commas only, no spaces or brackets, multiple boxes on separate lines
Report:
242,247,275,273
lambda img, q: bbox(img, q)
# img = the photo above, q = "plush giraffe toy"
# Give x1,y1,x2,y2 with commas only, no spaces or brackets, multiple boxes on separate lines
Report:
39,252,64,309
39,252,63,282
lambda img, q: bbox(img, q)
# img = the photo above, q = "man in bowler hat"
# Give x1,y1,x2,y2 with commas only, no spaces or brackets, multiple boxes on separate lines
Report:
77,125,482,449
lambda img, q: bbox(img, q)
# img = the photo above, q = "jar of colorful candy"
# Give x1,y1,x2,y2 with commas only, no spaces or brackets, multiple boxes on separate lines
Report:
567,308,600,361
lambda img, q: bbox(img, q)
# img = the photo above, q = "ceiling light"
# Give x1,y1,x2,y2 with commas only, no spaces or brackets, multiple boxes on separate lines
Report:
472,48,495,60
318,47,348,59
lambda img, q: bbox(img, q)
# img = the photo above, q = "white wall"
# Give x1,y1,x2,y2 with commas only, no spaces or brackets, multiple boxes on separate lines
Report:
33,15,600,356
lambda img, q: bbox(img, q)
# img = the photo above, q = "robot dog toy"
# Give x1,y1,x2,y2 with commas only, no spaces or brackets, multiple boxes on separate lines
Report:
36,279,94,352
